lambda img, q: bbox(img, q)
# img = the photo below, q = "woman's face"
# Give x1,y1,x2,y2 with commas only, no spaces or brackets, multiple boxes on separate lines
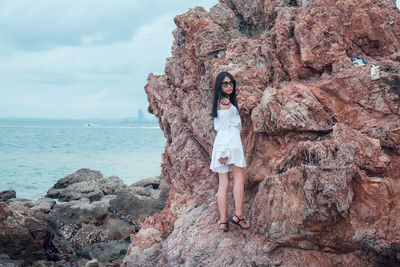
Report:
221,76,234,95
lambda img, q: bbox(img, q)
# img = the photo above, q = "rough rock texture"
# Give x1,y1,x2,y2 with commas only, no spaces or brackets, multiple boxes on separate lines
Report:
1,169,169,266
124,0,400,266
0,202,74,265
47,169,126,202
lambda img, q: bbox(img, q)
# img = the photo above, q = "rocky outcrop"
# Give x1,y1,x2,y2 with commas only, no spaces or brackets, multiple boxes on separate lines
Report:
1,169,168,266
124,0,400,266
0,202,74,265
46,168,126,202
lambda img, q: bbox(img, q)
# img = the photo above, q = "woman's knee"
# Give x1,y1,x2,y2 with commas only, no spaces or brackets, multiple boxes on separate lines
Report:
219,179,229,187
231,165,244,175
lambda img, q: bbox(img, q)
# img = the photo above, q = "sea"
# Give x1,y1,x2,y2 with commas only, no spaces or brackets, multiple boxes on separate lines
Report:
0,118,166,200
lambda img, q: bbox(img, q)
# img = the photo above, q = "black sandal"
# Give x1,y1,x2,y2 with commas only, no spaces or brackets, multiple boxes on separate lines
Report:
230,215,250,229
219,221,229,232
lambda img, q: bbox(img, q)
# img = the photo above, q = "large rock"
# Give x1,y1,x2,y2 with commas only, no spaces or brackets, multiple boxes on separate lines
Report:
80,240,129,265
124,0,400,266
8,197,56,213
128,175,169,200
47,169,126,202
0,202,73,265
53,168,103,189
48,196,117,242
109,187,169,229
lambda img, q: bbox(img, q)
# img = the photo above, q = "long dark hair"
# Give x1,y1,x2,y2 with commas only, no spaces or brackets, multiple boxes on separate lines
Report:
211,72,239,117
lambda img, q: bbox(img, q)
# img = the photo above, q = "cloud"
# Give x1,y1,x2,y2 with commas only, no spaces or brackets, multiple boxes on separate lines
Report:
0,0,218,119
0,0,217,52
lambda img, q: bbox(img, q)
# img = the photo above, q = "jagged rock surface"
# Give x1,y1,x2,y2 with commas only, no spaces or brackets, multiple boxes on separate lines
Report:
0,202,74,265
1,169,169,266
124,0,400,266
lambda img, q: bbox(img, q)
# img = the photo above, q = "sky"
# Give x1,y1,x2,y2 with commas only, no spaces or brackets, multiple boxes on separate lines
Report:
0,0,218,119
0,0,399,119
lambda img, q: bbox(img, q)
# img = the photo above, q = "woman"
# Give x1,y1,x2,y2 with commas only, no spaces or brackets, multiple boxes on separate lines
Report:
210,71,250,232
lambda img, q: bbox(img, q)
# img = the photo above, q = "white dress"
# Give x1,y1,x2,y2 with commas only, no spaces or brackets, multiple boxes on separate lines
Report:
210,105,246,173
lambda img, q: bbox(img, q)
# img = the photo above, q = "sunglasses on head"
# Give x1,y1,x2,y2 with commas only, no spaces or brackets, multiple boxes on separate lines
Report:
222,81,234,88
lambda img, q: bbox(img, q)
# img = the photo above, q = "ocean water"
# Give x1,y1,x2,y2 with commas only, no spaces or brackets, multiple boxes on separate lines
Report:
0,118,166,200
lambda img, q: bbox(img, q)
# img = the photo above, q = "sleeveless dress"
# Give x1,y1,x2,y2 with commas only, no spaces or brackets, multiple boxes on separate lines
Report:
210,105,246,173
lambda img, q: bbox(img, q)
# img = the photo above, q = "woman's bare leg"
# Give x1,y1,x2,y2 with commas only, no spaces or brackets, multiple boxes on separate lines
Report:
231,165,250,228
217,172,229,230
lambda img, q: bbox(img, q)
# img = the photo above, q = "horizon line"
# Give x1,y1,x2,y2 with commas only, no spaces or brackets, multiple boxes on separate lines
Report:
0,116,158,121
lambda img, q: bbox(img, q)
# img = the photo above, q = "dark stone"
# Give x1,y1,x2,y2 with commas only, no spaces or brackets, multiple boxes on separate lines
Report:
109,188,169,227
81,240,129,264
0,253,24,267
0,190,16,202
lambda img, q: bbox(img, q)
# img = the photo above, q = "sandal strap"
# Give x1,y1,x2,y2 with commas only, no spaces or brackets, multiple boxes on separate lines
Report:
219,221,228,225
233,214,246,222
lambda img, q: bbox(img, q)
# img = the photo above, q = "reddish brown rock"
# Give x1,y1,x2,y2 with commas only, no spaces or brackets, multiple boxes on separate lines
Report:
124,0,400,266
0,202,73,265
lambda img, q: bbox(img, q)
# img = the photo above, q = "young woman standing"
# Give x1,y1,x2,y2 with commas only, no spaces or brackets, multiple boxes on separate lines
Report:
210,71,250,232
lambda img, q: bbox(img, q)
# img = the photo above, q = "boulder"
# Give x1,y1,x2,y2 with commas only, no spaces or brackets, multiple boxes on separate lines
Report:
52,168,103,189
7,198,34,208
0,190,16,202
128,177,169,200
109,188,169,229
0,202,73,265
8,197,56,214
47,196,116,241
81,240,129,265
47,170,126,202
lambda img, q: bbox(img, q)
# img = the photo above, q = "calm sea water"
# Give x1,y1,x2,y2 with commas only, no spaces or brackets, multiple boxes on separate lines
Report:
0,118,165,200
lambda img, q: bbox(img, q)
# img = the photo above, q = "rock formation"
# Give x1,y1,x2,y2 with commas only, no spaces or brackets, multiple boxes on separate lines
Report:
0,169,169,266
123,0,400,266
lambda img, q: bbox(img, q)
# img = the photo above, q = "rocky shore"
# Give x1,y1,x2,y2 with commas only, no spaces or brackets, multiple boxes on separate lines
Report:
0,168,169,266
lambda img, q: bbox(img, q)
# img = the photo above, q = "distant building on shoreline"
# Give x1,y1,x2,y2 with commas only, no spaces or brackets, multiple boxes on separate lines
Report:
138,109,145,122
121,109,158,124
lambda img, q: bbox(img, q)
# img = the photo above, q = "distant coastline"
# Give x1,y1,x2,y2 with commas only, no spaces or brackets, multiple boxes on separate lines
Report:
0,116,159,125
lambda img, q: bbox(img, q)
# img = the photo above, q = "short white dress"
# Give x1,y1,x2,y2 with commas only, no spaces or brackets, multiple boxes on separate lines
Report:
210,105,246,173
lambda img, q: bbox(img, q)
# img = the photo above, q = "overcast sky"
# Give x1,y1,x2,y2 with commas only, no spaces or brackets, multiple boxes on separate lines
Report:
0,0,218,119
0,0,399,119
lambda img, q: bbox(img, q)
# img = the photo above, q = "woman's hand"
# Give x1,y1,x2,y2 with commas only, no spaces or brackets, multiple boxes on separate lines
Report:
238,100,244,110
219,157,228,165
